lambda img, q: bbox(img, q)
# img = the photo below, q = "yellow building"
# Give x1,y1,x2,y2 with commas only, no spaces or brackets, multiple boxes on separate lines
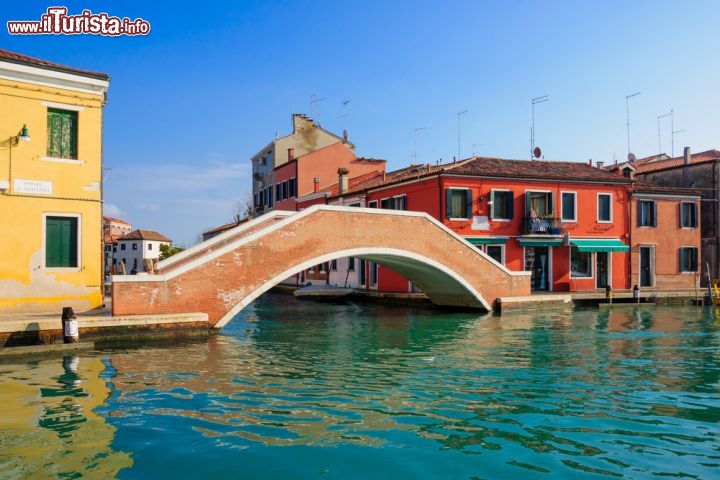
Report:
0,49,110,313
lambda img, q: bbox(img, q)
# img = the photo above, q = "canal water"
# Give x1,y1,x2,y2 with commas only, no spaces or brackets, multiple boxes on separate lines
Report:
1,293,719,479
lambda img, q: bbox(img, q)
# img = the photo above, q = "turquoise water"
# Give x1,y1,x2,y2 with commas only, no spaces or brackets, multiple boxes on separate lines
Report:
1,294,719,479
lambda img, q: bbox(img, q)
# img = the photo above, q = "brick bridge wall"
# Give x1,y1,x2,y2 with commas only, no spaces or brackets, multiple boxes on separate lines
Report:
112,206,531,327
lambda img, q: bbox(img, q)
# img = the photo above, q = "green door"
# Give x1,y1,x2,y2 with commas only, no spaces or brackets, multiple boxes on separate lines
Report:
46,216,78,267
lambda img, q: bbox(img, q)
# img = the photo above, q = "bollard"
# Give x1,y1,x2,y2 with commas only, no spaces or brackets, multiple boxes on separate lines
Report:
633,285,640,305
61,307,79,343
605,285,612,304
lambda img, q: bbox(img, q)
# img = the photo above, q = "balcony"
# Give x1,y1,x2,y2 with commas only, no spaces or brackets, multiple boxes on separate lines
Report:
524,216,564,235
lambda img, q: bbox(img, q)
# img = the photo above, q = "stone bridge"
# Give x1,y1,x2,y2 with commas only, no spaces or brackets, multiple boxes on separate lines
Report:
112,205,531,328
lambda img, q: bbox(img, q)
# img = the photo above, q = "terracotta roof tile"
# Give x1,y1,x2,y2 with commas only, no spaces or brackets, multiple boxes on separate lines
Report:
103,215,130,225
631,181,701,196
118,229,172,242
202,220,247,236
0,48,109,79
634,149,720,174
447,157,631,182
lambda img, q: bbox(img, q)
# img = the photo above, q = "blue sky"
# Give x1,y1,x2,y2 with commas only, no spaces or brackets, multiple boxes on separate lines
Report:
3,1,719,244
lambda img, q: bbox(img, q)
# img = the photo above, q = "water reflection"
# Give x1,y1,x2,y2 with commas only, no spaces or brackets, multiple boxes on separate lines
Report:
0,296,718,479
0,355,132,479
99,297,720,479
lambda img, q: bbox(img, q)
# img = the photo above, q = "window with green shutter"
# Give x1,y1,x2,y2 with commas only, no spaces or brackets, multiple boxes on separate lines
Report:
47,108,78,159
45,216,78,268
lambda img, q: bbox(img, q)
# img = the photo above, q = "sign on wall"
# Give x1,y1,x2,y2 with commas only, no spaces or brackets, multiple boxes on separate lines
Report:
471,216,490,231
14,179,53,195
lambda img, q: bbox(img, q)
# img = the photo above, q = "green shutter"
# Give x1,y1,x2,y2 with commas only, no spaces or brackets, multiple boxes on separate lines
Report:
506,191,514,219
445,189,452,218
47,108,78,159
692,248,698,271
679,248,686,272
46,217,77,267
465,190,472,218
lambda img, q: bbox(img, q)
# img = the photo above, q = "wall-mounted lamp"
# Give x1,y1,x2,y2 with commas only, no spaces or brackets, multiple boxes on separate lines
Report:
18,124,30,143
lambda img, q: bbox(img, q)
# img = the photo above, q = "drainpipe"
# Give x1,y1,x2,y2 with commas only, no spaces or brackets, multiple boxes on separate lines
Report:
437,175,442,220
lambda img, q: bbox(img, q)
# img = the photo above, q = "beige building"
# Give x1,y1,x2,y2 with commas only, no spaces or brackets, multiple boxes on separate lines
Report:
252,114,353,215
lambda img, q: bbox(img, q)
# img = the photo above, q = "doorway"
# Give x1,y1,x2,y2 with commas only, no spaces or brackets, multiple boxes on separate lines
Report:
640,246,654,287
525,246,551,291
596,252,609,289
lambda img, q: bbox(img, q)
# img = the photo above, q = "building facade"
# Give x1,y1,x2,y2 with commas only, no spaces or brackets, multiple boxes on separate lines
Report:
114,230,172,274
252,114,355,216
0,49,109,313
103,216,131,275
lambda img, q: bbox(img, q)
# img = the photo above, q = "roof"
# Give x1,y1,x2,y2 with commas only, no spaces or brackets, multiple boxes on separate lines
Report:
103,234,120,245
448,157,632,183
118,229,172,242
631,181,701,197
0,48,109,80
633,149,720,174
103,215,130,226
331,156,630,199
202,219,247,236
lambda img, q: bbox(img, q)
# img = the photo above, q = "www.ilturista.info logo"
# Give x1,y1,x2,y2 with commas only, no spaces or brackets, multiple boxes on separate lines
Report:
7,7,150,36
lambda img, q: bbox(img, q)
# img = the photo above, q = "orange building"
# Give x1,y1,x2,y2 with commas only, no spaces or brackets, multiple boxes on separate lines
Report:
630,183,701,289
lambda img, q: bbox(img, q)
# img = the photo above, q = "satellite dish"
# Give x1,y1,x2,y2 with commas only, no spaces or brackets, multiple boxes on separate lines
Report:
533,147,542,159
627,153,637,162
343,129,349,142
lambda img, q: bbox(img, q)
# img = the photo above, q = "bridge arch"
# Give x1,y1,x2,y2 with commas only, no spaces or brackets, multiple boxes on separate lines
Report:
213,247,491,328
112,205,530,328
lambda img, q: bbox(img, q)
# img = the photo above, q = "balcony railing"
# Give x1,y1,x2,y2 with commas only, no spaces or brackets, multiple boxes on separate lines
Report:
524,216,564,235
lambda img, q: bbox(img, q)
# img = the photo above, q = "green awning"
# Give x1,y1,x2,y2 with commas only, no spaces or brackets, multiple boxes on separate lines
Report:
466,237,507,246
518,238,564,247
570,238,629,253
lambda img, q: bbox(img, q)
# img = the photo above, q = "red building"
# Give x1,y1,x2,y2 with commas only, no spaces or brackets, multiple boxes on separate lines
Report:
329,157,634,293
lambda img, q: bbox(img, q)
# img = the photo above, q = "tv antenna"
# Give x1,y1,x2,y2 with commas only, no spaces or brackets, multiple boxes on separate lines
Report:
341,99,351,131
672,126,687,158
625,91,641,156
310,93,326,122
657,110,672,155
412,127,427,162
457,110,468,161
531,95,549,159
472,143,483,156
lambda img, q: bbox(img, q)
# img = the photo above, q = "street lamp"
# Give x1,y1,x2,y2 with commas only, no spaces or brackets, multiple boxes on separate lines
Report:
4,124,31,192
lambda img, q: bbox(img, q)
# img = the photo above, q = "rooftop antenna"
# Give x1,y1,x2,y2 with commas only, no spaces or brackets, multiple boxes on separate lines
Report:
412,127,427,162
531,95,549,160
341,99,351,127
310,93,326,122
625,91,641,157
457,110,469,161
472,143,483,156
657,111,672,155
672,127,687,158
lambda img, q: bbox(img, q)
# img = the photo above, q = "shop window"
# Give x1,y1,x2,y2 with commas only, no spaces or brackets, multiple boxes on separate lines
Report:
570,246,592,278
486,245,504,264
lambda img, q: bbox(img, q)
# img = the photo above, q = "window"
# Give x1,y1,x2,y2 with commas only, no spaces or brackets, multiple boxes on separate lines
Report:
394,195,407,210
132,258,138,270
561,192,576,221
148,243,153,250
47,108,78,159
267,186,273,207
598,194,612,222
348,257,355,271
679,247,698,272
132,243,138,250
370,262,378,284
275,184,282,201
446,189,471,219
283,181,289,200
638,200,656,227
288,178,296,197
254,193,259,206
331,259,337,271
113,246,117,253
45,216,78,268
491,190,513,220
380,198,392,209
121,243,126,251
570,246,592,277
349,203,361,208
486,245,504,265
368,200,378,208
681,202,698,228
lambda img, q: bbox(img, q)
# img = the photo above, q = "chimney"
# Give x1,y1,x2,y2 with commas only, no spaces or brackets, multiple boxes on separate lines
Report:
287,148,295,161
588,159,592,166
596,161,604,169
313,177,320,193
292,113,313,133
684,147,691,165
337,168,349,195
